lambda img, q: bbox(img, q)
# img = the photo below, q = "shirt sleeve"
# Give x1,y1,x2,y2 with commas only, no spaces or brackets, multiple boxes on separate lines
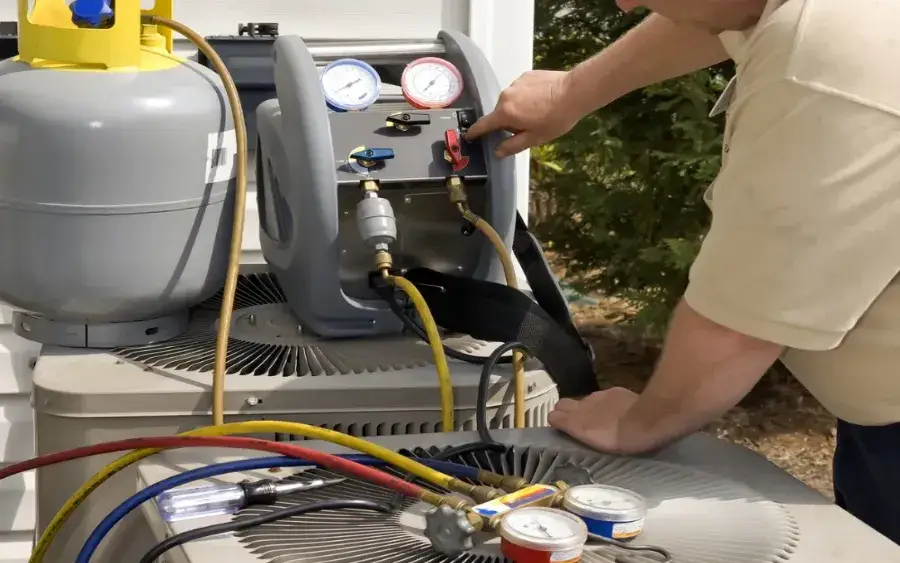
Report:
684,79,900,351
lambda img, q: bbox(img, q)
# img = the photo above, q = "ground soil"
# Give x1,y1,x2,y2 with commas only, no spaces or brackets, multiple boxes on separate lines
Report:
569,296,837,499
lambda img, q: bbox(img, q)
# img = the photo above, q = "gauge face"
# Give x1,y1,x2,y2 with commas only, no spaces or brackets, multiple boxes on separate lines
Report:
401,57,464,109
568,485,641,511
321,58,381,112
502,508,584,544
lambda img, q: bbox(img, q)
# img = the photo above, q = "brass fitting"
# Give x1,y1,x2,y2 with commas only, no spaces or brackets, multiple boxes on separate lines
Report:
475,471,530,493
446,176,468,206
361,179,380,194
422,491,473,513
553,480,571,494
374,250,393,275
500,475,532,492
459,483,505,503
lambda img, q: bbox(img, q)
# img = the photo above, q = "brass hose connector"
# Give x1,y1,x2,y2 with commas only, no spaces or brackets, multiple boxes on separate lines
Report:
421,490,472,512
375,251,393,275
475,471,531,493
361,178,380,194
447,175,468,206
461,483,506,503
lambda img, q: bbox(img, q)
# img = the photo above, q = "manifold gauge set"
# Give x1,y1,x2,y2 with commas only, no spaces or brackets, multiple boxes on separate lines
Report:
440,479,650,563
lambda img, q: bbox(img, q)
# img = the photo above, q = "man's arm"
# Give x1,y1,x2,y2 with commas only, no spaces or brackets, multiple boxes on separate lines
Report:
466,14,729,157
617,301,782,453
559,13,730,118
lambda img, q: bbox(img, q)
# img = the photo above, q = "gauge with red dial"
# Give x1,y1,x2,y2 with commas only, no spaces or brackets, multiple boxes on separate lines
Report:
401,57,464,109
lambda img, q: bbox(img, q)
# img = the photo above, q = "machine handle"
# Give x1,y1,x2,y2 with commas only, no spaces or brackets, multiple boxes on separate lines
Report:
303,39,445,65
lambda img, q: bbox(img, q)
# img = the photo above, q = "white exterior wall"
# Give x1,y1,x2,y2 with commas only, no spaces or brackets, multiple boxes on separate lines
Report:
0,1,534,556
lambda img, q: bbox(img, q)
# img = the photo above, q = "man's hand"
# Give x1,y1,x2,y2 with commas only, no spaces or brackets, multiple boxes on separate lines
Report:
549,301,783,456
465,70,583,158
549,387,648,455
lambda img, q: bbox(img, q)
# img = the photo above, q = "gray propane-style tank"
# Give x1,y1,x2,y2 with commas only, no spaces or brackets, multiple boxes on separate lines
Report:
0,1,236,347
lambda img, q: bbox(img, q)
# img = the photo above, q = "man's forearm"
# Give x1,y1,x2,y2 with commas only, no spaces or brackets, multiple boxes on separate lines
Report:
618,301,782,452
560,14,729,118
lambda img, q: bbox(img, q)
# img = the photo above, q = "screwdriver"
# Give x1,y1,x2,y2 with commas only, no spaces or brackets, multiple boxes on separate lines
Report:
156,476,345,522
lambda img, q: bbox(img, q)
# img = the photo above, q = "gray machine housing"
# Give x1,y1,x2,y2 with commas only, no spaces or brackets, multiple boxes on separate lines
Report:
0,56,236,348
256,31,517,338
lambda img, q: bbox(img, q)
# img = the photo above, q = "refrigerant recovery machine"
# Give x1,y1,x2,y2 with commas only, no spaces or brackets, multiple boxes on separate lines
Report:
0,3,895,563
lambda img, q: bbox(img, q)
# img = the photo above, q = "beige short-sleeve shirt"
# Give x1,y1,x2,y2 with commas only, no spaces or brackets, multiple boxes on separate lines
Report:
684,0,900,424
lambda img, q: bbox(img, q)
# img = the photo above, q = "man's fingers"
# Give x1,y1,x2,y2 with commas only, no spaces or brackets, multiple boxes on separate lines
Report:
548,408,570,428
495,131,537,158
465,110,505,140
553,398,579,412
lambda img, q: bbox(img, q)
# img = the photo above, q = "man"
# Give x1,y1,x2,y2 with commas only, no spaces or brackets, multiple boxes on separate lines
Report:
466,0,900,546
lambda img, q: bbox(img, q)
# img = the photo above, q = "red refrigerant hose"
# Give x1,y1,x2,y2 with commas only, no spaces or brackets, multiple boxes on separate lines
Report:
0,435,425,498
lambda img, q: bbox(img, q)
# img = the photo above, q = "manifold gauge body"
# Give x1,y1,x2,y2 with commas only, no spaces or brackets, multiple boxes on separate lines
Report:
499,507,588,563
320,58,381,112
401,56,464,109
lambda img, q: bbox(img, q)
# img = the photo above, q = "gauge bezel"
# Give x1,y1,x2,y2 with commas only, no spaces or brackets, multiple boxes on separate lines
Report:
400,56,464,110
563,484,647,522
498,507,588,552
320,58,382,112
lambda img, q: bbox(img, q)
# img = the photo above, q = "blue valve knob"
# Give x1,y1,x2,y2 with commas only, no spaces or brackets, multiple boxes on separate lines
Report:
350,148,395,166
69,0,114,29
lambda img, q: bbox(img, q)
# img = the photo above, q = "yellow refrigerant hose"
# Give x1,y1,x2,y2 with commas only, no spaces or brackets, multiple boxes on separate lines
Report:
31,421,464,563
458,205,527,429
386,273,455,431
146,15,248,426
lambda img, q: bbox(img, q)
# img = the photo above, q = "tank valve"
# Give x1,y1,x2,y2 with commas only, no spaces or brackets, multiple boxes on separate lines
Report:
69,0,114,29
140,24,167,52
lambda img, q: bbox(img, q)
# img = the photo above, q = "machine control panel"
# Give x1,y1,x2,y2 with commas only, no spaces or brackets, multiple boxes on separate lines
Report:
330,108,488,185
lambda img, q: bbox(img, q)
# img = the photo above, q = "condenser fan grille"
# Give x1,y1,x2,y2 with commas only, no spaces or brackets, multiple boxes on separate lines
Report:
234,444,801,563
112,273,492,377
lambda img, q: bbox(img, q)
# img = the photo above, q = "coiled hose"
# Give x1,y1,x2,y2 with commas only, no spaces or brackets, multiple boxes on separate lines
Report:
143,15,247,427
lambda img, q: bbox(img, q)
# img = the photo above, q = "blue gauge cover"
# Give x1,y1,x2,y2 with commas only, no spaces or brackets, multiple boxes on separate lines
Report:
320,58,382,112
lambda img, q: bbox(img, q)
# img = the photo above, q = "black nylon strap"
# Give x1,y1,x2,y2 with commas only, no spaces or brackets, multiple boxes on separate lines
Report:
400,212,598,399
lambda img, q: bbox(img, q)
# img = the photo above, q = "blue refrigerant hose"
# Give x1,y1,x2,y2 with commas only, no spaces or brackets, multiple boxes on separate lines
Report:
76,454,480,563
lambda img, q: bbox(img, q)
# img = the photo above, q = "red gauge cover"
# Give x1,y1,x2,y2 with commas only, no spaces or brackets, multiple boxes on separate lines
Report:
401,56,464,110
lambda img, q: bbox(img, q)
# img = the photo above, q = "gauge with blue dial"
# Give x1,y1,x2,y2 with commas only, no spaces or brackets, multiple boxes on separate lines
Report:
320,58,381,112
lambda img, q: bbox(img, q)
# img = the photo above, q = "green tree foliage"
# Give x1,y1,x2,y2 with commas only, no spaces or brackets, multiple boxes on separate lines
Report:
531,1,735,335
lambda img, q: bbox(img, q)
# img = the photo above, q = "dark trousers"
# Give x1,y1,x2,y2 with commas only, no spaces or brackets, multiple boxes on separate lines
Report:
833,419,900,545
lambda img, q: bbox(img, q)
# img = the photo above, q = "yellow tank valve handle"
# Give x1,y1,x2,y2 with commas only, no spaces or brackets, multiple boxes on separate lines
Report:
68,0,114,29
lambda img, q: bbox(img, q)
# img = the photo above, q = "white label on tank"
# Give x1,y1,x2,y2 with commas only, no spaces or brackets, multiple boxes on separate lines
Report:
205,129,237,184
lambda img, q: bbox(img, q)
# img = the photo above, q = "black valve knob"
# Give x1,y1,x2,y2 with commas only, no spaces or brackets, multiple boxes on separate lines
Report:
386,112,431,129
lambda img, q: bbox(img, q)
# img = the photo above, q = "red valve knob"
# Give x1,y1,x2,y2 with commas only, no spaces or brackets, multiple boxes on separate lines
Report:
444,129,470,172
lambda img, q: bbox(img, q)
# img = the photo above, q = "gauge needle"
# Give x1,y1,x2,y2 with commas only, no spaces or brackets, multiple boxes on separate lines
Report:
337,78,361,91
423,78,437,91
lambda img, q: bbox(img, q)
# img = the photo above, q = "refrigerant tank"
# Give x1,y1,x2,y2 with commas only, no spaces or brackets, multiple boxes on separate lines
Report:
0,0,236,347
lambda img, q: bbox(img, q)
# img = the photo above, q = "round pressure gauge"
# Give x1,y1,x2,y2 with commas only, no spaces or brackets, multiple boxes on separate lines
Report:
320,58,381,112
401,57,464,109
563,484,647,541
498,507,587,563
